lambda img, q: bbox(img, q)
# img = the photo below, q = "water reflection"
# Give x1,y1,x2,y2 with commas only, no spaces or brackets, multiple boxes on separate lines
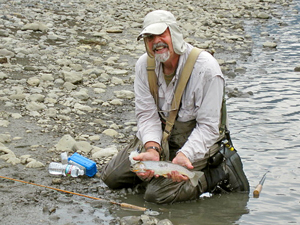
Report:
227,1,300,224
162,194,249,225
117,193,249,225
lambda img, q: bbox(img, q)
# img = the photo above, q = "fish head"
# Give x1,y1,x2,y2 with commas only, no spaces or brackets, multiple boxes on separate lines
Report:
130,161,146,173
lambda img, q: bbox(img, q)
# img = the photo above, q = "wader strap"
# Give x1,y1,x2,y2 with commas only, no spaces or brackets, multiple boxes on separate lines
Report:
147,56,158,106
147,48,203,160
162,48,203,143
219,87,227,137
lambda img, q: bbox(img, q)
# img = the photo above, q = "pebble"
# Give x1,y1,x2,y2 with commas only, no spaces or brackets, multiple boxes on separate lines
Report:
114,90,135,99
294,66,300,72
263,41,277,48
0,134,11,143
0,72,8,79
102,129,119,137
25,159,45,168
21,22,48,32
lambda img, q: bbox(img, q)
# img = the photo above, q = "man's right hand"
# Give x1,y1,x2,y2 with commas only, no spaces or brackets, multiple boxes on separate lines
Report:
133,148,160,181
133,149,160,162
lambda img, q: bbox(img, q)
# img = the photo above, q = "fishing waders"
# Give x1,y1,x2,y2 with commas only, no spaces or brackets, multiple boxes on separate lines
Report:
147,47,249,196
101,47,249,204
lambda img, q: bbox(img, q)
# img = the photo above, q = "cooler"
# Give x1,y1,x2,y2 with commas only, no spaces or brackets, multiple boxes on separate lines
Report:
68,152,97,177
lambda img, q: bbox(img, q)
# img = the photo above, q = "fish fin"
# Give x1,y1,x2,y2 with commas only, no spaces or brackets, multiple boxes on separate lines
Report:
190,171,204,187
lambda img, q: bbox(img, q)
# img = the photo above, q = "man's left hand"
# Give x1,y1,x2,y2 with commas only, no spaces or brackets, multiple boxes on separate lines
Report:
170,152,194,183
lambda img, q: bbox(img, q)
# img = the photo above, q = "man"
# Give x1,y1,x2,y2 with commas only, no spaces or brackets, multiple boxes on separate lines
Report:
101,10,249,204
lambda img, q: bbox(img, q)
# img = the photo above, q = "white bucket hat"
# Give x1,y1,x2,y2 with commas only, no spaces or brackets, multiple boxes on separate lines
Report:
137,10,187,55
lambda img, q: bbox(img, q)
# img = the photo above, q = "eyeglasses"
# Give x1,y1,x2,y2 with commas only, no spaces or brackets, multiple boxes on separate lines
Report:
142,34,155,42
142,31,167,42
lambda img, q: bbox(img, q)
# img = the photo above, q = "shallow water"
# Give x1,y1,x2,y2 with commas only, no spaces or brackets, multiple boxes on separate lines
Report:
230,1,300,224
116,1,300,224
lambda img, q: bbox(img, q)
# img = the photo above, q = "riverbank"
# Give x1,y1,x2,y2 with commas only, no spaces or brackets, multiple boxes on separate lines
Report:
0,0,294,224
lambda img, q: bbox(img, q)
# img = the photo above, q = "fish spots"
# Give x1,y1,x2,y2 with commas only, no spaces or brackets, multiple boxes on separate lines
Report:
158,163,168,168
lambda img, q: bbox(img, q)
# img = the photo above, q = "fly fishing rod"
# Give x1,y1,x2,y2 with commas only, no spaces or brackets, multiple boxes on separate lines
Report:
253,171,268,198
0,175,148,212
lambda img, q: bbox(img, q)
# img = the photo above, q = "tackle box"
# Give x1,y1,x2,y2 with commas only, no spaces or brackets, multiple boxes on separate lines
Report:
68,152,97,177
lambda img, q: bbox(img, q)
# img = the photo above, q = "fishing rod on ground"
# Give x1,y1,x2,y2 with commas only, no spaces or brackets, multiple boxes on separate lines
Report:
0,175,151,212
253,171,269,198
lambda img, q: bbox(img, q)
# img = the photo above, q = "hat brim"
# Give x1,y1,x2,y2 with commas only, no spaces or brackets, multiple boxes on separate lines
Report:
137,23,168,41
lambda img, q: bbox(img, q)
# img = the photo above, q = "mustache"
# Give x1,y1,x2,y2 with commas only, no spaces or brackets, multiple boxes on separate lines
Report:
152,42,168,51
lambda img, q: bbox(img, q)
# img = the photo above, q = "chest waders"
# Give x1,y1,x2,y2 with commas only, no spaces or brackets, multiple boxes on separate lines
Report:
147,47,249,193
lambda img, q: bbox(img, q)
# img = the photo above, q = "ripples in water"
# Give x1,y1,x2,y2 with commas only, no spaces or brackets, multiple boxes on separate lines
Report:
227,1,300,224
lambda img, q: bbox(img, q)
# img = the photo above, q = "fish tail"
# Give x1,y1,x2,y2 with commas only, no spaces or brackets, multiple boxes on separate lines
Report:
190,171,204,187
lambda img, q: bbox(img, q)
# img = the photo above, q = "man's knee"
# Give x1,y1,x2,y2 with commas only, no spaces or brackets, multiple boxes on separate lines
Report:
144,177,199,204
101,165,125,189
144,184,176,204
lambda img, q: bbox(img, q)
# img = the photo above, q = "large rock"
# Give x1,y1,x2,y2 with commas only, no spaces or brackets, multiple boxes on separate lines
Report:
55,135,76,152
73,141,93,154
62,71,83,84
91,145,118,159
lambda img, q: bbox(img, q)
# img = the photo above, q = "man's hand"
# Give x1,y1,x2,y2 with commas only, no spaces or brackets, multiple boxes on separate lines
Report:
133,142,160,181
133,149,160,162
169,152,194,183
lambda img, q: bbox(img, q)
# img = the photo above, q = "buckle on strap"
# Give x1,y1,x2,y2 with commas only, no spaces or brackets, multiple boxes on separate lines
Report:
147,66,155,71
164,121,174,135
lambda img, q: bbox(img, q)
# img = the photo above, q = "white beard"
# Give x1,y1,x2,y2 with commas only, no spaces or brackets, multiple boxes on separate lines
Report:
154,51,170,63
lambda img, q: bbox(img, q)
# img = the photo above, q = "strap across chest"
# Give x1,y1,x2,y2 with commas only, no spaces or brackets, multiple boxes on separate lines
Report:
146,47,203,142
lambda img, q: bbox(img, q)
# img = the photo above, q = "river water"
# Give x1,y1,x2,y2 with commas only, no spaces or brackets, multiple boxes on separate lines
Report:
229,1,300,224
116,1,300,224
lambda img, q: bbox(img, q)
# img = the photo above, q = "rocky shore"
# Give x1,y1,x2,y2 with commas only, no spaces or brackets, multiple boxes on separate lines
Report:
0,0,293,224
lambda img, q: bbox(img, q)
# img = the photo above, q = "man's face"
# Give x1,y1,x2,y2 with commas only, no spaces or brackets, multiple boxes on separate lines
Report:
144,28,175,63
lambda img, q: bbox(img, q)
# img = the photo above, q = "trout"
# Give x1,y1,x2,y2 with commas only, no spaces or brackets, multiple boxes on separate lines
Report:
131,161,203,187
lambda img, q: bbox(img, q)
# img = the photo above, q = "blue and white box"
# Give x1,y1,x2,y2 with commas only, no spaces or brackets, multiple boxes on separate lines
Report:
68,152,97,177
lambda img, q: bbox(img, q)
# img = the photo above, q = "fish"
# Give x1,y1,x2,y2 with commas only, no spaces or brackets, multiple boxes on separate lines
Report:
131,161,204,187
